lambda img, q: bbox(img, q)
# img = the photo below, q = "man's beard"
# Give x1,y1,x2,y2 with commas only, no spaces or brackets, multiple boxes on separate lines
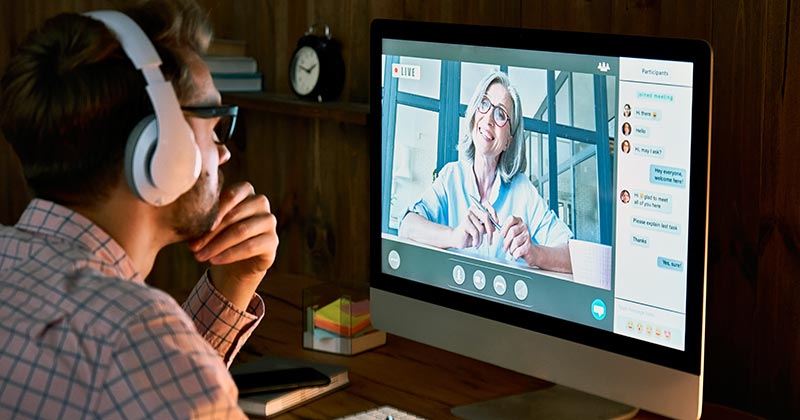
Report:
171,170,224,240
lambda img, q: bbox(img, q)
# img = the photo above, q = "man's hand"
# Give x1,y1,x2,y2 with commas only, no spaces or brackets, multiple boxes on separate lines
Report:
188,182,278,311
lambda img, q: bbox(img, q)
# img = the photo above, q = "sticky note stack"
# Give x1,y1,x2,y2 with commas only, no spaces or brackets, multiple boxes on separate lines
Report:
313,298,372,337
305,297,386,355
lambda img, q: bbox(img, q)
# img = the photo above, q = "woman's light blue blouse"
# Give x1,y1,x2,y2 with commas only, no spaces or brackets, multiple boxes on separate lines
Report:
407,159,572,263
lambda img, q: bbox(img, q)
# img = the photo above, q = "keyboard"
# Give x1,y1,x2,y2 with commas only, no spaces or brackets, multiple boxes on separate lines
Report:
335,405,428,420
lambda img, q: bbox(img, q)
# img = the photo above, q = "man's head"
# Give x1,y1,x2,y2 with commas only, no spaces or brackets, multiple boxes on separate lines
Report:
0,0,211,208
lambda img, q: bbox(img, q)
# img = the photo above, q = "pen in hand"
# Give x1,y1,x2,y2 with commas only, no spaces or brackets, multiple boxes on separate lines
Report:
468,195,502,231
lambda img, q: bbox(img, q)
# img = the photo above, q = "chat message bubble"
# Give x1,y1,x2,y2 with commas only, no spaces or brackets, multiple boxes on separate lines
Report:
637,91,674,102
657,256,684,272
634,108,662,121
631,234,650,247
633,125,650,138
632,190,672,214
650,165,686,188
631,216,681,235
633,144,665,159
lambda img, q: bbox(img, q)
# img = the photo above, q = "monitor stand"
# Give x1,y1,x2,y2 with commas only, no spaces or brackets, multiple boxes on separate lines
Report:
451,384,639,420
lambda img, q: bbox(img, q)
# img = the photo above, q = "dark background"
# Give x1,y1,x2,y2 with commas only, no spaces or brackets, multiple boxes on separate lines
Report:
1,1,797,418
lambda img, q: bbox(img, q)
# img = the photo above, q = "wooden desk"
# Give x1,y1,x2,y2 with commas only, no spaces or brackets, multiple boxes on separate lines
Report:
234,273,759,420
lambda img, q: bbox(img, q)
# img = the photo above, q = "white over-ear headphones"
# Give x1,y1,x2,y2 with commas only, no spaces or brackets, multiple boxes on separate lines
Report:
84,10,201,206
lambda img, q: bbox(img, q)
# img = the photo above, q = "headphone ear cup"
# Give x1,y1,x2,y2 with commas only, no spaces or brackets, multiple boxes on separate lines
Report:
85,11,199,206
124,115,159,203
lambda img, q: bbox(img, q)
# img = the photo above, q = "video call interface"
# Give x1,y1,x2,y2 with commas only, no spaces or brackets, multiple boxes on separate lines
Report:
379,39,695,351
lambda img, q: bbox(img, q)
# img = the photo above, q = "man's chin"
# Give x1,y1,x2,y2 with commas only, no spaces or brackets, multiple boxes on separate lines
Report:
171,195,220,240
177,204,219,240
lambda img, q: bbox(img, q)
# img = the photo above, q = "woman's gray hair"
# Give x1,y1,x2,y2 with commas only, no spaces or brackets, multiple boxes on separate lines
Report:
457,71,527,183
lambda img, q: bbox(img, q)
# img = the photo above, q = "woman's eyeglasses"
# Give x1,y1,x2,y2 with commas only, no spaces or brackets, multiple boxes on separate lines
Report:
477,96,511,128
181,105,238,145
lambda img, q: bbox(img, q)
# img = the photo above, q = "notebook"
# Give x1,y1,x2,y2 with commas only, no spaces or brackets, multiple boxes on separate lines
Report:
230,355,349,417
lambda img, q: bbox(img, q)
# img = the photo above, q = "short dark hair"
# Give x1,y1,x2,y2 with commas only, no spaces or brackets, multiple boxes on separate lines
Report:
0,0,212,206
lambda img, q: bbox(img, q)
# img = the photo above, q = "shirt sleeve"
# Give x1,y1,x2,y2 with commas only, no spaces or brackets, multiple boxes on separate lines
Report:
98,296,247,419
528,190,572,246
530,207,573,246
181,272,265,366
517,178,573,246
407,163,454,226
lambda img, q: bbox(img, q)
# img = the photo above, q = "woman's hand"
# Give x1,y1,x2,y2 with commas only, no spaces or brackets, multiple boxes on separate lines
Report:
450,202,499,249
500,216,536,266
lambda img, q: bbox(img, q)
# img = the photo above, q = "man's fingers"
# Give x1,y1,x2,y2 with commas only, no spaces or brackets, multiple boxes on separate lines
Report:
195,212,276,262
191,193,270,251
208,232,278,268
216,194,271,233
213,182,257,229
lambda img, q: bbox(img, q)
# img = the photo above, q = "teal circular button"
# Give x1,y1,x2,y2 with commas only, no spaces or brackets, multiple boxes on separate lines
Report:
591,299,607,321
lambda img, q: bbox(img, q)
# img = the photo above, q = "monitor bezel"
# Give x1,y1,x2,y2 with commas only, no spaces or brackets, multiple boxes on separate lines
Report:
369,19,711,375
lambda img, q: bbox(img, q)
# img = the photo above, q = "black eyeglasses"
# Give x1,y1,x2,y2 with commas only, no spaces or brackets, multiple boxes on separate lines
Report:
477,95,511,128
181,105,238,145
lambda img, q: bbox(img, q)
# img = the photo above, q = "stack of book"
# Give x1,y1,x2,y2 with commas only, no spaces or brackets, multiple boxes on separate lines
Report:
230,355,349,418
304,297,387,355
203,38,262,92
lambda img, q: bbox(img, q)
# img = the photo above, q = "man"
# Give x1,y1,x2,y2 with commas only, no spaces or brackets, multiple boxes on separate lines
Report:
0,0,277,418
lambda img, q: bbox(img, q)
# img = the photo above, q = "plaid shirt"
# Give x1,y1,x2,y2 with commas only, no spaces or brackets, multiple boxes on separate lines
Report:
0,199,264,419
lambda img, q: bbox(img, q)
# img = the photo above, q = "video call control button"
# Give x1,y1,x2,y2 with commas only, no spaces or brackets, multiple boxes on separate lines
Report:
472,270,486,290
513,280,528,301
493,275,507,296
387,250,400,270
591,299,607,321
452,265,466,285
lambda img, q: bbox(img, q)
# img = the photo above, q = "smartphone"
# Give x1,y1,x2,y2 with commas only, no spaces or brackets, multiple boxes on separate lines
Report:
232,367,331,395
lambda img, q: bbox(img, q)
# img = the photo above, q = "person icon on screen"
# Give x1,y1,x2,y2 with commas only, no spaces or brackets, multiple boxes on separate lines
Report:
622,122,632,136
623,103,631,118
620,189,631,204
621,140,631,154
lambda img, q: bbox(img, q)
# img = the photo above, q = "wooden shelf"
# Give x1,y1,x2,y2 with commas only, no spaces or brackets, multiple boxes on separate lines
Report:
222,92,370,126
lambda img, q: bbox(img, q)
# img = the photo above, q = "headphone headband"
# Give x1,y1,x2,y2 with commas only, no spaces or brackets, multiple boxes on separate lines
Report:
83,10,201,206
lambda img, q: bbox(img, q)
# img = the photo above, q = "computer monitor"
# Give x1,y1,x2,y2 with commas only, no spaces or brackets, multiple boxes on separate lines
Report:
369,19,712,420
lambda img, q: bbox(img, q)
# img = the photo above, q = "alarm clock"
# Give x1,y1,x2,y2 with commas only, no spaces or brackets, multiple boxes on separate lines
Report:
289,24,345,102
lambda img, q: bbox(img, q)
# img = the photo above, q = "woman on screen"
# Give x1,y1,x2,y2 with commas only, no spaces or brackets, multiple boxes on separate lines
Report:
398,71,573,273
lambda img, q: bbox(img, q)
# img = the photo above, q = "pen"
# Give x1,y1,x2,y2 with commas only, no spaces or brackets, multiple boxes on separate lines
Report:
468,195,502,230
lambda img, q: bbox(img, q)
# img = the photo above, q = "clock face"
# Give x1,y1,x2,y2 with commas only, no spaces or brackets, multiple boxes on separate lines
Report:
290,46,321,96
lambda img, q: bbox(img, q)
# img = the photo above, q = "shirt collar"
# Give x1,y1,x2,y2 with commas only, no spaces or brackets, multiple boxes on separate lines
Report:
464,159,502,204
15,198,142,282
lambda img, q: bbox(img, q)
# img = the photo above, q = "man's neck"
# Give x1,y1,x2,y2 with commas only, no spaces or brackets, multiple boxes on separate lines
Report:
70,192,176,280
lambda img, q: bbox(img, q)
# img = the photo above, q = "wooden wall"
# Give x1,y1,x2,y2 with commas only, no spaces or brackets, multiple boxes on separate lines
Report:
1,1,798,417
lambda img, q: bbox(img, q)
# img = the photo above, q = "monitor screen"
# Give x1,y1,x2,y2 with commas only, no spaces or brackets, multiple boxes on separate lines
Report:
370,19,711,420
